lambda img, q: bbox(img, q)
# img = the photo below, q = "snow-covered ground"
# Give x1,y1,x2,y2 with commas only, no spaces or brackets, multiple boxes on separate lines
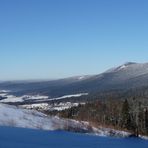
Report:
1,127,148,148
0,90,10,93
21,102,83,111
0,103,57,130
0,90,88,111
92,127,131,138
0,94,49,103
50,102,80,111
21,103,49,110
0,103,133,138
0,90,146,139
0,90,88,103
49,93,88,101
0,103,91,131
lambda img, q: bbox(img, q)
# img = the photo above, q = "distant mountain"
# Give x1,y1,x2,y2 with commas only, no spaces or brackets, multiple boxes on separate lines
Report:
1,62,148,100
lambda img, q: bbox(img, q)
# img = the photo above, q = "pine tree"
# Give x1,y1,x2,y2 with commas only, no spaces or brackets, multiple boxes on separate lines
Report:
144,108,148,135
121,99,132,130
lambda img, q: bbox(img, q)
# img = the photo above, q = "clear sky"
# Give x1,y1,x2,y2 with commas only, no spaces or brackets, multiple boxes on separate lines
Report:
0,0,148,80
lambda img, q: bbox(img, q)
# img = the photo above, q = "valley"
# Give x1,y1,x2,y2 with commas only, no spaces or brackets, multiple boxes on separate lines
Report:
0,62,148,138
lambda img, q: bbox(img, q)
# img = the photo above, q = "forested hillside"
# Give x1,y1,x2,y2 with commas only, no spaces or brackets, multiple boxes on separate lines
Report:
49,97,148,137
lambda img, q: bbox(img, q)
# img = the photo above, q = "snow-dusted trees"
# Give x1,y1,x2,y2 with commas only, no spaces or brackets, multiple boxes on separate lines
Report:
56,98,148,136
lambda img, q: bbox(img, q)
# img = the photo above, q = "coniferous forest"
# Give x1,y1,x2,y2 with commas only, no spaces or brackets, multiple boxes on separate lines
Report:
48,96,148,137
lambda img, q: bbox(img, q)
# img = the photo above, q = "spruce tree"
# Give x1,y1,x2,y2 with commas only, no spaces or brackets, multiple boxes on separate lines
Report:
121,99,132,130
144,108,148,135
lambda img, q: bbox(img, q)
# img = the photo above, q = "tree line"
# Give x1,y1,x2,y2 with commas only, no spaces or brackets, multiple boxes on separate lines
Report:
56,98,148,136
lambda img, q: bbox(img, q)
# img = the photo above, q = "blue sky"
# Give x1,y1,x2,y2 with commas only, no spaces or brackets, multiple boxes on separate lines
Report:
0,0,148,80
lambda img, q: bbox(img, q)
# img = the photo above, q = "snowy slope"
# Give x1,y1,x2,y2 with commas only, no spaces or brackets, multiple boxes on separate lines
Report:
1,127,148,148
0,103,60,130
0,103,132,138
0,103,92,132
104,62,148,79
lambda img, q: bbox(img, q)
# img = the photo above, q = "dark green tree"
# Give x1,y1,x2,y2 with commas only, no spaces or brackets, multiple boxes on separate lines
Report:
144,108,148,135
121,99,133,130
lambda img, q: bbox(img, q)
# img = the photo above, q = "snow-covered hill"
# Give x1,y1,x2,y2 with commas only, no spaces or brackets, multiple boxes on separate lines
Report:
104,62,148,80
0,103,60,130
1,126,148,148
0,103,91,131
0,103,132,138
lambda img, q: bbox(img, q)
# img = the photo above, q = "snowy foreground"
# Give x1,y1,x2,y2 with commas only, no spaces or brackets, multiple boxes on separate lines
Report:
0,103,88,131
0,126,148,148
0,103,133,138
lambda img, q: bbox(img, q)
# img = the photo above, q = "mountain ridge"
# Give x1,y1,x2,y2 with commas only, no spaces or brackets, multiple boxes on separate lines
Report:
1,62,148,101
